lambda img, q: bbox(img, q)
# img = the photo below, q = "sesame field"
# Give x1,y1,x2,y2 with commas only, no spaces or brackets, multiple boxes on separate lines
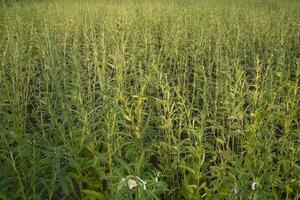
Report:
0,0,299,199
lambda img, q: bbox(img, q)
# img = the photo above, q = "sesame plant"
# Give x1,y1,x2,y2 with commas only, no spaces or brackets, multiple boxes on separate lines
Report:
0,0,299,199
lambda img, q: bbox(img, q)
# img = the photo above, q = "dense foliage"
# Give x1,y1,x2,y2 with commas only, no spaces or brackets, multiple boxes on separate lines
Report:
0,0,299,199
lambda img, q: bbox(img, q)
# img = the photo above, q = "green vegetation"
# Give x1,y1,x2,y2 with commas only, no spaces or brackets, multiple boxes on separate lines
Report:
0,0,299,199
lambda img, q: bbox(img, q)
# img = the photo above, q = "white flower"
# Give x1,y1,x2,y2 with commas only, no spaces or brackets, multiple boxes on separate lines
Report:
251,182,256,191
125,176,147,190
127,178,137,190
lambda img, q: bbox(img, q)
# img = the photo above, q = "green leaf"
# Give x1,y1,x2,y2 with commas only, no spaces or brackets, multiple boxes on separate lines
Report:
82,190,105,200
